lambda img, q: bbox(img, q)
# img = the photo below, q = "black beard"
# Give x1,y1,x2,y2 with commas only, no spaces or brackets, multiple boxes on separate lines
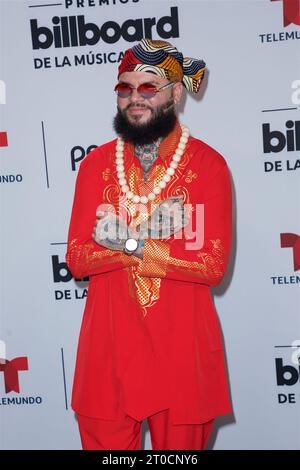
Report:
112,99,177,145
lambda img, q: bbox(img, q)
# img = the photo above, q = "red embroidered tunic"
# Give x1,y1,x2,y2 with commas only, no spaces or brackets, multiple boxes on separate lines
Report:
65,119,233,424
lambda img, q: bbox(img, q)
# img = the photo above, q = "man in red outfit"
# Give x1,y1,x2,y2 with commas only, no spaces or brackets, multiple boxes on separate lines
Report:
66,38,233,450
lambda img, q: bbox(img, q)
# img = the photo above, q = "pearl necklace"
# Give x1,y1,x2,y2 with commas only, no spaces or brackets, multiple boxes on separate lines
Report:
115,124,190,204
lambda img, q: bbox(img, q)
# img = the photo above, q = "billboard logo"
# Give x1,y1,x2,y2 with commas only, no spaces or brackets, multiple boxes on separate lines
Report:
271,0,300,27
262,121,300,172
51,253,89,301
276,358,300,386
275,342,300,404
262,121,300,154
30,7,179,50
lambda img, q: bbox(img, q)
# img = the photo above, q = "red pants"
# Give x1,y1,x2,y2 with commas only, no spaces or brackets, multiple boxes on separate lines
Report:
77,408,214,450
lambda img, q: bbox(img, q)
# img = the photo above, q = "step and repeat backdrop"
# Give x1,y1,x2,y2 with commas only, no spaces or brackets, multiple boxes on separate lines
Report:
0,0,299,450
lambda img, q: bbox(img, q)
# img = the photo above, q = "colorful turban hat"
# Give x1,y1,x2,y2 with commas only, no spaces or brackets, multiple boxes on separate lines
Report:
118,39,206,94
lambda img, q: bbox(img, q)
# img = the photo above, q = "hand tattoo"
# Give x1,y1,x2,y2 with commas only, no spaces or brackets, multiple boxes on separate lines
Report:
136,196,190,240
93,212,135,251
92,212,144,260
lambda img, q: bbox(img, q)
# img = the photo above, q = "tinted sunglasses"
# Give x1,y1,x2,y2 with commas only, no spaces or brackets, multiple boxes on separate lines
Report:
114,82,174,99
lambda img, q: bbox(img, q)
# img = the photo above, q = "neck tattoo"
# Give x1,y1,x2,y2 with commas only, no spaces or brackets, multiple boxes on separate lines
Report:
134,137,163,182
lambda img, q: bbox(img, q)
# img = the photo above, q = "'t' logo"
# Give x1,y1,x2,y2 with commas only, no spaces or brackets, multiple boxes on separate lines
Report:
0,357,29,393
280,233,300,271
271,0,300,27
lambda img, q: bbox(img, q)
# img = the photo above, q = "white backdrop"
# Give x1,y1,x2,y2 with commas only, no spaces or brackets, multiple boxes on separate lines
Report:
0,0,299,450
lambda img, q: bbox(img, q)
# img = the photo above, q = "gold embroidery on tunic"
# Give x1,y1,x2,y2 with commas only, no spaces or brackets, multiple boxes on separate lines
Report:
184,169,198,183
167,238,225,281
67,238,138,277
102,168,111,181
128,267,162,318
100,145,197,317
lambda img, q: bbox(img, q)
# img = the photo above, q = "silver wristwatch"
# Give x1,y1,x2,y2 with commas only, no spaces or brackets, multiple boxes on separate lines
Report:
124,238,139,255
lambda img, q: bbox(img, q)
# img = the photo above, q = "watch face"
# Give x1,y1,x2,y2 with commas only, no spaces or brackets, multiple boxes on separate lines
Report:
125,238,138,252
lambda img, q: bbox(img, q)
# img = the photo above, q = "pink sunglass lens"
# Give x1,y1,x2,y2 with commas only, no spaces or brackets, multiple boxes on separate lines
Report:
115,84,131,97
138,84,157,97
115,84,157,98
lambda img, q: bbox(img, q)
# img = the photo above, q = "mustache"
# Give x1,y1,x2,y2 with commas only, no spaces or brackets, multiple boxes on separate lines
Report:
124,99,173,113
126,103,152,111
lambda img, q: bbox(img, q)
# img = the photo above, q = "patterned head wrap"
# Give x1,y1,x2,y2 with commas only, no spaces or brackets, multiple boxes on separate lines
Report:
118,39,206,94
